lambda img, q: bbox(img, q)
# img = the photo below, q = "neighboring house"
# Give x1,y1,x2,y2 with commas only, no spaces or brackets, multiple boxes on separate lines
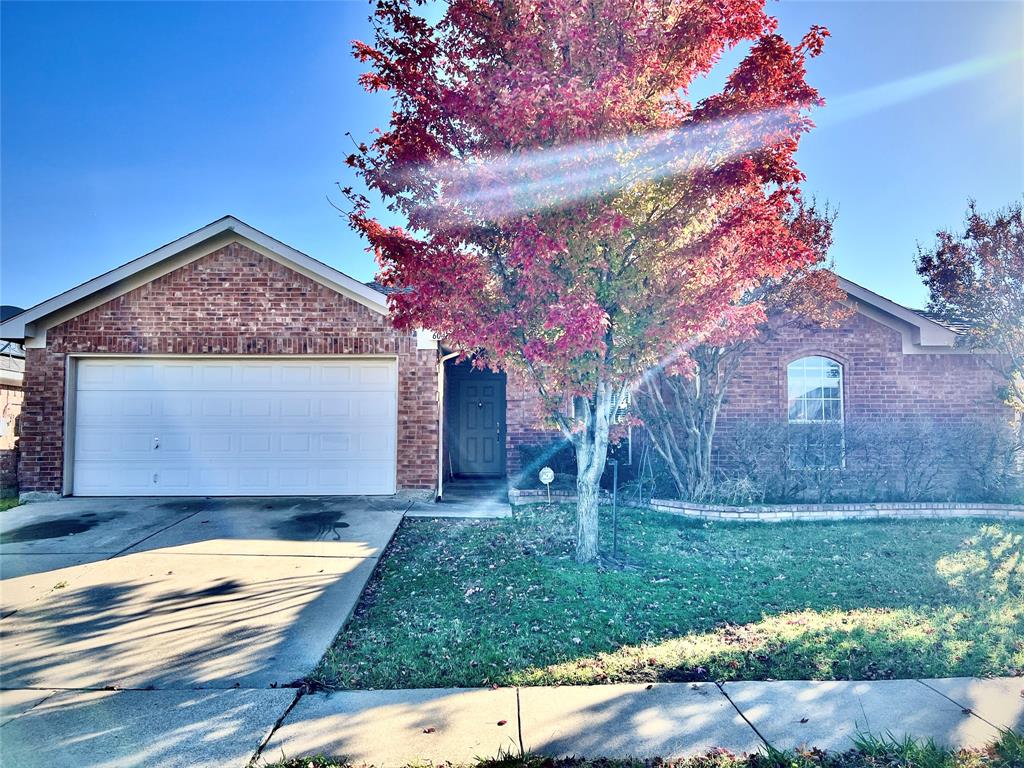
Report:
0,216,1012,501
0,306,26,496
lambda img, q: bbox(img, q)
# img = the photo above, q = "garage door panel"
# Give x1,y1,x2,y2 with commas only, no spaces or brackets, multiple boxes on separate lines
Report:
319,397,352,418
78,392,394,423
320,366,354,386
72,358,399,496
196,433,230,453
73,464,156,493
238,467,272,489
240,434,272,454
74,461,398,496
158,468,193,490
241,366,274,386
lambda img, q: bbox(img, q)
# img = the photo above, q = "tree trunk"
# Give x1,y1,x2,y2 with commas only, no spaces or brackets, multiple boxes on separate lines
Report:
571,383,615,563
634,346,743,502
575,474,601,563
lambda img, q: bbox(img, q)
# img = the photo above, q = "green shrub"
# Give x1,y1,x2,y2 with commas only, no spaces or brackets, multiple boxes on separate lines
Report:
710,419,1023,504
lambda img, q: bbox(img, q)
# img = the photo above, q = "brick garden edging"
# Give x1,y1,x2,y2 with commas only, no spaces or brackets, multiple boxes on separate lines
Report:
647,498,1024,522
509,488,1024,521
508,488,581,505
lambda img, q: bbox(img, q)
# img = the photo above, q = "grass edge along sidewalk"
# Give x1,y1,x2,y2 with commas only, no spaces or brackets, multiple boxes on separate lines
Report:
316,504,1024,689
267,728,1024,768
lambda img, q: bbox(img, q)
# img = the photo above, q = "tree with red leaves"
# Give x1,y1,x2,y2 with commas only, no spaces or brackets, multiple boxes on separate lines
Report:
346,0,831,562
917,200,1024,416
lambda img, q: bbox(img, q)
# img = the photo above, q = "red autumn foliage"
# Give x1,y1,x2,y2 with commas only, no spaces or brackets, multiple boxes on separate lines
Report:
917,200,1024,413
345,0,832,560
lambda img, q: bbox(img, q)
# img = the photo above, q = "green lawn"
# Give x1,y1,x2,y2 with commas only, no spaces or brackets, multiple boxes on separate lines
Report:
314,504,1024,690
0,497,20,512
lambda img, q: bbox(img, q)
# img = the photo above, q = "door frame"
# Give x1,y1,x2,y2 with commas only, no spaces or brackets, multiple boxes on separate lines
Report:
63,353,400,496
442,359,507,480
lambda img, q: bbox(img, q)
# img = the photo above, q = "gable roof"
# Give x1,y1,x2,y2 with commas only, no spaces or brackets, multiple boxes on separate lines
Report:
835,276,961,351
0,215,969,354
0,216,388,345
916,310,976,336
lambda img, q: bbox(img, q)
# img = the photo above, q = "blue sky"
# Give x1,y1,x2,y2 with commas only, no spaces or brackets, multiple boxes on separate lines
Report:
2,1,1021,310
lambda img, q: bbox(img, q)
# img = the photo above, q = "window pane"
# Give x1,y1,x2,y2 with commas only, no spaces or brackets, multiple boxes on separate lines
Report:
786,356,843,425
805,399,824,421
788,399,804,421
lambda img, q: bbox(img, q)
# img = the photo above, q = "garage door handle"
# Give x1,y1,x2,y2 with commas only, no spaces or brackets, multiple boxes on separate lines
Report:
154,437,160,450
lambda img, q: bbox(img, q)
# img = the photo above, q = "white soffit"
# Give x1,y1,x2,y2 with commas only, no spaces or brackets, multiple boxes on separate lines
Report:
836,276,961,352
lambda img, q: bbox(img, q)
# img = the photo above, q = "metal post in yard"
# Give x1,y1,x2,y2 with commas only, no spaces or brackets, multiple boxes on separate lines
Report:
609,458,619,559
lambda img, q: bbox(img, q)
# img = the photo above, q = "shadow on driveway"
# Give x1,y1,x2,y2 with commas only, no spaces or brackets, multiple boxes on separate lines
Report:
0,496,405,689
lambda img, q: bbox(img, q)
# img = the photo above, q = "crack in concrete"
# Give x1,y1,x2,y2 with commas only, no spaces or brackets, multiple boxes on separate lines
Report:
515,687,526,756
915,679,1006,733
716,681,772,751
107,510,203,559
248,688,305,767
0,689,59,729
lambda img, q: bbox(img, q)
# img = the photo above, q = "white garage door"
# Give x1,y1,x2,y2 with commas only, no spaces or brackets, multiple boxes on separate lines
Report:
71,358,398,496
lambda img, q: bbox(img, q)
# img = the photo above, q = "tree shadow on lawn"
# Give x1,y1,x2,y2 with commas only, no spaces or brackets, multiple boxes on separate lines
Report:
315,506,1024,689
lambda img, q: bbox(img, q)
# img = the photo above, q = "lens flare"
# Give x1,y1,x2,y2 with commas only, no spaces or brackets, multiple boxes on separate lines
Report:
426,108,796,219
414,51,1019,221
820,50,1021,127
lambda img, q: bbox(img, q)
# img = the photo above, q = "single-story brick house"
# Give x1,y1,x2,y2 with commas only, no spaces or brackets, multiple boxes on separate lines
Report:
0,216,1012,501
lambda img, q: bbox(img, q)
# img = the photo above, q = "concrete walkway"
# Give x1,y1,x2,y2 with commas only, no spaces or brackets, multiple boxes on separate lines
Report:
406,479,512,519
256,677,1023,766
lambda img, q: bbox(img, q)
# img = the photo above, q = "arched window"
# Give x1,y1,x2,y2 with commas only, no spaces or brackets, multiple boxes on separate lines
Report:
787,356,844,468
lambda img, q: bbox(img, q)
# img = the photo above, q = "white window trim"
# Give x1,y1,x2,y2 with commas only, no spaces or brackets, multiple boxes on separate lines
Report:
787,356,846,470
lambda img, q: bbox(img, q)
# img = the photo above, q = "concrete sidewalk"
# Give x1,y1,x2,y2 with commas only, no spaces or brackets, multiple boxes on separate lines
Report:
0,676,1020,767
257,677,1024,766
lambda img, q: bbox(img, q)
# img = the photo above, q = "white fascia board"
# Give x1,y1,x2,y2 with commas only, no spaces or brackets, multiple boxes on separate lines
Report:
837,276,959,349
1,216,388,344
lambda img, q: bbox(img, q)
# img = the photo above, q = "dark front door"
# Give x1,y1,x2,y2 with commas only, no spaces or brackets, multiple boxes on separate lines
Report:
456,376,506,476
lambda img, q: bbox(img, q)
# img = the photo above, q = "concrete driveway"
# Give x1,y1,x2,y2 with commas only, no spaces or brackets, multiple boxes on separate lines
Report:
0,495,407,766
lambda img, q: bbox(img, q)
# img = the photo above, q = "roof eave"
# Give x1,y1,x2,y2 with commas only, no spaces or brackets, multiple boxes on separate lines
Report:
0,216,388,344
837,276,959,348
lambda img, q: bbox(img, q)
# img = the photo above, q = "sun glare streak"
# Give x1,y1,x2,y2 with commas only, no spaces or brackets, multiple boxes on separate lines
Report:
427,109,794,218
820,50,1023,127
413,51,1020,221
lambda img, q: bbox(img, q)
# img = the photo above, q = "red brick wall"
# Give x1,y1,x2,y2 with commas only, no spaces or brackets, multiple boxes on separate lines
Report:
505,369,562,475
502,310,1013,479
0,449,16,494
18,242,438,494
717,312,1009,432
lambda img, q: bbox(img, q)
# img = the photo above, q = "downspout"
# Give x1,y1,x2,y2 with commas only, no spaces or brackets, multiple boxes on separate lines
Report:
437,351,460,501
